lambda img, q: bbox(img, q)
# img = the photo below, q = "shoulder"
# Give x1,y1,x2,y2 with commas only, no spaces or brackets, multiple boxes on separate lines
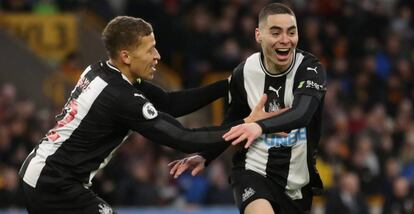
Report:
296,49,321,66
233,60,246,75
112,84,147,103
114,85,159,120
232,52,262,77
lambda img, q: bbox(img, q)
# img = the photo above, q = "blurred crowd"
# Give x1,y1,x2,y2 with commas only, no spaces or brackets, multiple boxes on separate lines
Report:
1,0,414,213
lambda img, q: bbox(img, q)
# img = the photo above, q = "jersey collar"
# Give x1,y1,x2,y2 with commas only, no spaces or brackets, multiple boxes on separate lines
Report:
105,61,133,85
259,50,296,77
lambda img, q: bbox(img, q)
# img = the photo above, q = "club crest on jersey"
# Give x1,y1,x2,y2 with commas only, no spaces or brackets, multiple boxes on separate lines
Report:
142,102,158,119
268,99,281,112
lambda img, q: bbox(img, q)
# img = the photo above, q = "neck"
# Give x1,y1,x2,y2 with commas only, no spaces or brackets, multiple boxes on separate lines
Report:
263,54,294,75
108,59,136,83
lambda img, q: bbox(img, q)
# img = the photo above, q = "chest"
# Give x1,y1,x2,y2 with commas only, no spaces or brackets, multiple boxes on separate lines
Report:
243,71,297,112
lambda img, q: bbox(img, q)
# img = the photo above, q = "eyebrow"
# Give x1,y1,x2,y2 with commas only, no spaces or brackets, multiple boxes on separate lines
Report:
269,25,297,31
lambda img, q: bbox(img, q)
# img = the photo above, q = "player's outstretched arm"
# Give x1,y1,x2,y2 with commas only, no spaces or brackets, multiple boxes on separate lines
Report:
135,112,232,153
116,86,232,154
135,79,228,117
224,94,320,148
168,95,289,177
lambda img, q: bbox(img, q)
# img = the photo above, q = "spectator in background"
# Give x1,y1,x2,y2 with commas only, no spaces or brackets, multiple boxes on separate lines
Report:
117,159,159,206
379,157,401,196
0,167,24,208
382,177,414,214
204,161,233,205
348,134,380,195
325,172,369,214
43,52,83,108
181,4,214,88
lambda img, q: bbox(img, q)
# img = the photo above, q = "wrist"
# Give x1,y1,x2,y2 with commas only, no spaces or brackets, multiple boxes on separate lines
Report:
254,122,264,135
244,115,253,123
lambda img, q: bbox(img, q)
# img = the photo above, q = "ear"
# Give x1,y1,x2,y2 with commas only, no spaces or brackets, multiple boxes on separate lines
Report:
120,50,131,65
255,28,261,44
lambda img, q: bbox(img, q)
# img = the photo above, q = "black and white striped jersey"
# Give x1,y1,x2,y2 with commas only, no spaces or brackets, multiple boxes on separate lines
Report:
227,49,326,199
19,61,230,190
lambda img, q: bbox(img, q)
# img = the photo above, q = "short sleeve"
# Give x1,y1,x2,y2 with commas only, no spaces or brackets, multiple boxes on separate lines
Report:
293,58,327,100
114,88,159,128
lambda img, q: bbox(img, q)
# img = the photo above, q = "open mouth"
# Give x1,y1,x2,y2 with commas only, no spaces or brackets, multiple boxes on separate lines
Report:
275,48,290,56
151,64,157,71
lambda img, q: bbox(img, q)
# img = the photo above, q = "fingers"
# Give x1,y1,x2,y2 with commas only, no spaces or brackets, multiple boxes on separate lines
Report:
191,164,205,176
174,163,190,179
231,133,247,145
244,137,255,148
223,125,243,141
167,160,180,167
169,160,182,175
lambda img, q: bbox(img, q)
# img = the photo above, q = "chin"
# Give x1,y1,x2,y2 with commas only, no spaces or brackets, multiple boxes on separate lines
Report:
146,75,154,80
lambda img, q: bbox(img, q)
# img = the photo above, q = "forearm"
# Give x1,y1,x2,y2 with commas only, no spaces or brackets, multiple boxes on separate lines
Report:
136,113,230,153
197,119,244,165
167,80,228,117
256,94,320,133
135,80,228,117
197,112,250,165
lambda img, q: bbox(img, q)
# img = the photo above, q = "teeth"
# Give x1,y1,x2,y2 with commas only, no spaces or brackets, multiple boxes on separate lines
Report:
276,48,289,51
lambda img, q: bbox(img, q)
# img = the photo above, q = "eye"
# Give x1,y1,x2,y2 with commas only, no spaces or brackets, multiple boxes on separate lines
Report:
271,32,280,36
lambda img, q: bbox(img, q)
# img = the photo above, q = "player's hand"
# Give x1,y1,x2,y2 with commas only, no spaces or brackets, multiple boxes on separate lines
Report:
223,123,263,148
245,94,290,122
244,94,290,137
168,155,206,179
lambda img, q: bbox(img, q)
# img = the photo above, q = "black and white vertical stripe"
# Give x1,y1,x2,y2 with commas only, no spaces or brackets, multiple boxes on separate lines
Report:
237,51,310,199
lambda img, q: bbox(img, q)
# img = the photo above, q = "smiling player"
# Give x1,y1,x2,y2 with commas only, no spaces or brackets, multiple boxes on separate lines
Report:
169,3,327,214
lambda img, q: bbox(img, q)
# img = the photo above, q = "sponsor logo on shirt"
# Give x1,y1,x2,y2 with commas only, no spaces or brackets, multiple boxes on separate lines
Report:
307,66,318,74
242,187,256,202
262,127,307,147
134,93,146,99
268,86,282,97
142,102,158,119
298,80,325,91
98,203,113,214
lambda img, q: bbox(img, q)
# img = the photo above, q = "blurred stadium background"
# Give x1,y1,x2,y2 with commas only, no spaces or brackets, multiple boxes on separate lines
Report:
0,0,414,213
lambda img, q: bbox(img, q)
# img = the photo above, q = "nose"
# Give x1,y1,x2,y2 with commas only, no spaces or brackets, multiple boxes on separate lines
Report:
154,48,161,61
280,33,289,44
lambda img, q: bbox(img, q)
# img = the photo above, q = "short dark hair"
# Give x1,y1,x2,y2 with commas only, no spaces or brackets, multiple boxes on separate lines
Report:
258,3,295,27
102,16,153,59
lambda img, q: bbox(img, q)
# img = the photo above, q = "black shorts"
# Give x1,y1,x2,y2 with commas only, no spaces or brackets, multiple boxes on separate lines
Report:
230,170,312,214
22,181,116,214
